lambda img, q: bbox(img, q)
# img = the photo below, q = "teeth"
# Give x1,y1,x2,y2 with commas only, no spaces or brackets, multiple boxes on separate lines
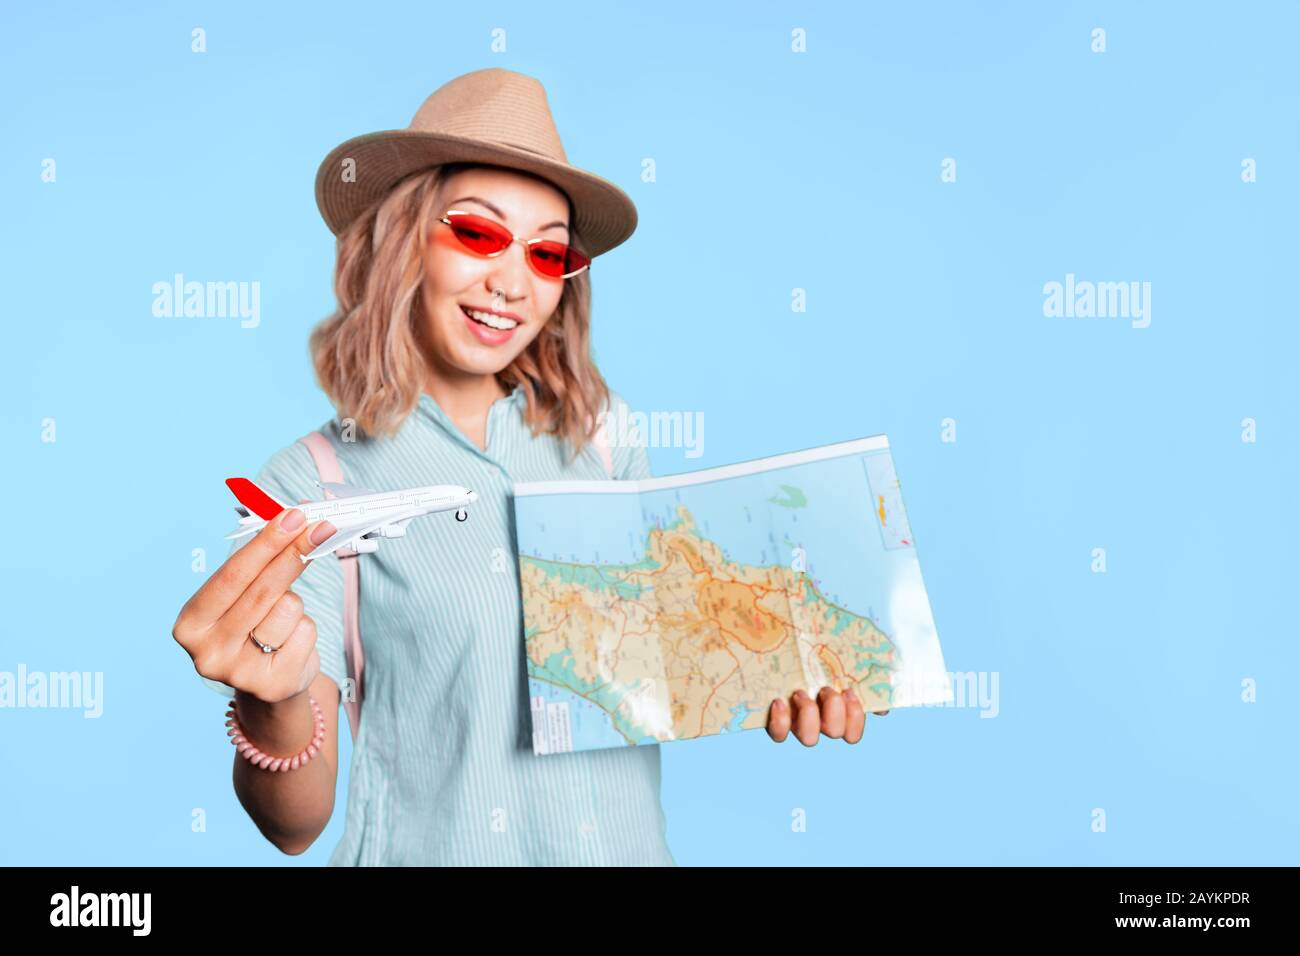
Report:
464,307,518,331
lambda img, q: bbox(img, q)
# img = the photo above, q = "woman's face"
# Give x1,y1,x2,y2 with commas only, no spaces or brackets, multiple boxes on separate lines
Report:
418,166,572,384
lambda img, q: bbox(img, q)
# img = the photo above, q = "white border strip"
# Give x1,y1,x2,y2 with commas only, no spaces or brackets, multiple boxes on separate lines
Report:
514,433,890,497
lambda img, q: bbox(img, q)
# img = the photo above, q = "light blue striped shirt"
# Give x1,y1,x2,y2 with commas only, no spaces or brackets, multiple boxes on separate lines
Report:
234,384,676,865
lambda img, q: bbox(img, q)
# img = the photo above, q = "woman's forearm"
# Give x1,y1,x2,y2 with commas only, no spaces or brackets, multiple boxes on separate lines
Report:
230,683,338,854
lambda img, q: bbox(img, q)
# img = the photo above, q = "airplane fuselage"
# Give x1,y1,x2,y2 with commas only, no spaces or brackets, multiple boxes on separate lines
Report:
295,484,474,525
233,483,476,538
226,475,479,559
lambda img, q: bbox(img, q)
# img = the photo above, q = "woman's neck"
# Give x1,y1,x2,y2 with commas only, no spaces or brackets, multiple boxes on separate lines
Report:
422,369,509,443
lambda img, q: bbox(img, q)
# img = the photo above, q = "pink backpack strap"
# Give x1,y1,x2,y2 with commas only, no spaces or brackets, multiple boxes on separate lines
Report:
296,431,364,743
590,409,614,478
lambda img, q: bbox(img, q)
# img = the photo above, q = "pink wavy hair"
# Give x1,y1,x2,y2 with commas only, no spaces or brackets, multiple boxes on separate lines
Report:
309,161,611,463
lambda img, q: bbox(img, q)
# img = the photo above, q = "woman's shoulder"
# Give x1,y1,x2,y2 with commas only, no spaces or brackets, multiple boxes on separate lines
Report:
248,419,351,505
599,387,653,482
599,386,641,433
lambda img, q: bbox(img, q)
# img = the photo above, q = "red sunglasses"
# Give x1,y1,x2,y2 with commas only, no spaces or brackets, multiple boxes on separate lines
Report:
436,210,591,280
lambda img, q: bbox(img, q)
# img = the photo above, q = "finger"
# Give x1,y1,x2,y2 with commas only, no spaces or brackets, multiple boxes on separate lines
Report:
791,689,820,746
215,519,335,647
231,614,318,702
843,687,866,743
182,508,312,629
765,697,791,742
210,590,304,686
245,591,305,654
818,686,847,739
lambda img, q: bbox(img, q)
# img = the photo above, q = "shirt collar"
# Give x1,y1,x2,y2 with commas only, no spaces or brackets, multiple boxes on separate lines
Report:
416,382,525,459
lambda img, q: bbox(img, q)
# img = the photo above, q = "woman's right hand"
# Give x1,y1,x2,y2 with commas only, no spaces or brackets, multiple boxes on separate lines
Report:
172,508,337,704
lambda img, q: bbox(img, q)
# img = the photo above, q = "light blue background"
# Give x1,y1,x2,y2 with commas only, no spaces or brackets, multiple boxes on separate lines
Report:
2,1,1295,865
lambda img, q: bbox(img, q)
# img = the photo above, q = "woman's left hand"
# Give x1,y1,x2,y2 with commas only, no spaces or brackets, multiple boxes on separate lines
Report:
766,686,889,745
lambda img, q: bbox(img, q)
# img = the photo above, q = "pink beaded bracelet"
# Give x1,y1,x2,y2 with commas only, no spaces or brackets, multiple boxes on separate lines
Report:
226,695,325,772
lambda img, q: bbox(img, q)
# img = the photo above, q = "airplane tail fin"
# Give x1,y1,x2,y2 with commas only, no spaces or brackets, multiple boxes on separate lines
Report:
225,477,288,521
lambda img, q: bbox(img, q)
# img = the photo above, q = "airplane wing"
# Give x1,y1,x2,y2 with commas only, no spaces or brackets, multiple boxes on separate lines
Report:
224,505,264,540
300,506,428,562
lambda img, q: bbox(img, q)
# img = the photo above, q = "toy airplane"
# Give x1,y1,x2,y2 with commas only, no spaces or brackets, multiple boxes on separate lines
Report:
225,476,479,562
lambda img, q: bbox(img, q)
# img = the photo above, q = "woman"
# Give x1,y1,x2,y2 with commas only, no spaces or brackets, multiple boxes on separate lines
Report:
171,68,884,866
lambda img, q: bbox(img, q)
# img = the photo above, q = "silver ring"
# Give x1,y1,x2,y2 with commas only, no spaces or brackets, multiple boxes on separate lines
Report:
248,628,283,654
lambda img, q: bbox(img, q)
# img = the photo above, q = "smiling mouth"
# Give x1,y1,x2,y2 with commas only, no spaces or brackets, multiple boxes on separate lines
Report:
461,305,520,331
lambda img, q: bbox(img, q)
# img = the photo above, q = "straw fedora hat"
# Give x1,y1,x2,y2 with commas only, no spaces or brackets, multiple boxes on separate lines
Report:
314,68,637,259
